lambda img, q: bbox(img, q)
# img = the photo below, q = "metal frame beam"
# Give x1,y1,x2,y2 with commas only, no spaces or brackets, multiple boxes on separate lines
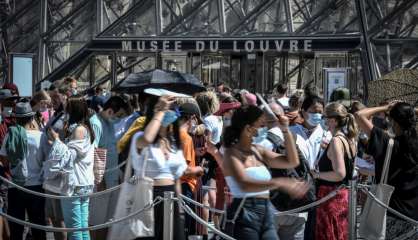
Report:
355,0,377,81
42,0,92,39
97,0,153,37
38,0,48,82
228,0,275,35
155,0,163,35
284,0,294,32
367,0,418,38
218,0,227,33
295,0,346,34
97,0,104,32
161,0,210,35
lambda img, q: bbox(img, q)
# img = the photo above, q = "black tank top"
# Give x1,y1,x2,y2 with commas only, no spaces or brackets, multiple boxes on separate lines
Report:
317,134,355,186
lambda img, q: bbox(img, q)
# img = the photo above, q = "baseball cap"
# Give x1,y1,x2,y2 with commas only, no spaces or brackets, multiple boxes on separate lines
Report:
330,87,351,108
178,102,203,123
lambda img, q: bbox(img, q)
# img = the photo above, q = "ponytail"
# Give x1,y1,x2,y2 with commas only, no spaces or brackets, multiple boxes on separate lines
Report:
345,113,359,139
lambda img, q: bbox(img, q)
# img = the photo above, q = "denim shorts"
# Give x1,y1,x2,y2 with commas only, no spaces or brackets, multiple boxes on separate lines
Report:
226,198,279,240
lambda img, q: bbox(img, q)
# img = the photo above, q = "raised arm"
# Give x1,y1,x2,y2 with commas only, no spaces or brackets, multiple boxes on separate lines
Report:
136,96,175,149
259,115,299,169
355,105,389,136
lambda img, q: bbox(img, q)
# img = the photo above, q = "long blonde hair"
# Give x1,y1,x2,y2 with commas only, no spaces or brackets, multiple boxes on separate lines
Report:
325,102,359,139
195,91,220,116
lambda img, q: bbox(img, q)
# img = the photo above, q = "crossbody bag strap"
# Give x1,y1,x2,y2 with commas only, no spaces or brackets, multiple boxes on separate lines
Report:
381,138,394,184
228,197,247,224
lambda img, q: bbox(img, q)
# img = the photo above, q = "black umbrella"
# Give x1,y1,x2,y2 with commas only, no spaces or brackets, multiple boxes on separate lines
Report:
113,69,206,95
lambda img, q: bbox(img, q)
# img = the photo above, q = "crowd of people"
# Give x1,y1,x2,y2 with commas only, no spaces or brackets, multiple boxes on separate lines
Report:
0,78,416,240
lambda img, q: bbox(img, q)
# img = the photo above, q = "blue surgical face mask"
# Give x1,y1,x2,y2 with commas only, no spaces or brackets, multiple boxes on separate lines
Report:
252,127,268,143
162,110,179,127
307,113,323,127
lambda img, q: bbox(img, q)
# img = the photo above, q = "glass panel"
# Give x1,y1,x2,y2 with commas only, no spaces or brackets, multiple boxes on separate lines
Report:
201,55,230,87
46,42,85,75
6,2,40,53
191,54,202,81
94,55,112,83
161,53,188,72
65,56,92,91
168,0,221,36
101,1,156,37
116,54,157,82
47,0,88,29
103,0,135,29
292,0,359,35
231,1,288,36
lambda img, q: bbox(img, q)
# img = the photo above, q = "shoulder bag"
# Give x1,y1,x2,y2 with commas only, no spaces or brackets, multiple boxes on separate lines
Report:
108,147,154,240
358,138,395,240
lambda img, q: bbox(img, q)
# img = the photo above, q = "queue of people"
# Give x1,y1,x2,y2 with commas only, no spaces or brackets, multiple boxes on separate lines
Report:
0,79,415,240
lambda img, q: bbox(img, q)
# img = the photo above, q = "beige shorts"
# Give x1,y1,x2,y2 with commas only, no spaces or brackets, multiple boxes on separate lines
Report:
44,190,64,221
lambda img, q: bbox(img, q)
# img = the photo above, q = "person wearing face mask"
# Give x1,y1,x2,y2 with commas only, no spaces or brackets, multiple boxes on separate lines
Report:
131,95,188,240
289,95,332,170
88,96,129,239
195,91,223,238
355,101,418,239
63,77,78,97
312,103,358,240
222,106,309,240
288,95,331,240
254,105,314,240
177,102,205,238
31,90,53,130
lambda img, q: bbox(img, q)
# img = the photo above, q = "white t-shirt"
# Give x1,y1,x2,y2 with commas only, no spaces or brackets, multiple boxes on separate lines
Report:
203,115,223,144
290,124,332,169
0,130,43,186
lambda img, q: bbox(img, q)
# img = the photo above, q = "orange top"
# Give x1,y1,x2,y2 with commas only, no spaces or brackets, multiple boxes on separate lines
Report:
179,129,197,192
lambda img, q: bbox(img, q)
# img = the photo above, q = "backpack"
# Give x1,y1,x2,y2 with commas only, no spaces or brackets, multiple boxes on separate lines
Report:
267,131,317,212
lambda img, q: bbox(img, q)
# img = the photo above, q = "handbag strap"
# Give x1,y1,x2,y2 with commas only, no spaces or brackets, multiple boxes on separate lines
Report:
381,138,394,184
139,147,149,179
123,146,149,182
227,197,247,224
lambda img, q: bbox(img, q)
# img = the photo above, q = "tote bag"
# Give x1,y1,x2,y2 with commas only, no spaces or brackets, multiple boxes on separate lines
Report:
359,138,395,240
108,147,154,240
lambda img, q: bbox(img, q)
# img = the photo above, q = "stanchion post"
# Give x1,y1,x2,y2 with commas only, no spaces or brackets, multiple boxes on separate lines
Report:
348,177,358,240
163,191,174,240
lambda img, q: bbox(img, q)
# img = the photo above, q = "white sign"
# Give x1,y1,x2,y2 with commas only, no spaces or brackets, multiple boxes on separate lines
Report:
12,55,33,97
324,68,348,101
